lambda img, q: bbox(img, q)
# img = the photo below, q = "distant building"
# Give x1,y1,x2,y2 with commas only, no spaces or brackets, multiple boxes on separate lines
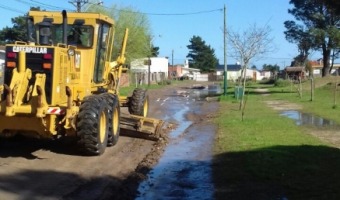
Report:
284,59,340,79
168,59,201,80
130,57,168,73
284,66,307,80
130,57,169,85
309,59,340,76
216,64,272,81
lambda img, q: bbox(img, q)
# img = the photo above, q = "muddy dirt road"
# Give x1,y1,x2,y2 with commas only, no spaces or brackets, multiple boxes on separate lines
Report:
0,82,219,200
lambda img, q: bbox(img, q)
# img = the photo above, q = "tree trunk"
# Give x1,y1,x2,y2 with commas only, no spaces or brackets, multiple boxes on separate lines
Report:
322,48,331,77
239,65,247,111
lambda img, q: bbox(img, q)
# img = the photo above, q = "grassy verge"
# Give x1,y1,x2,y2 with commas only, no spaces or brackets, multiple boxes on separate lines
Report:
214,80,340,199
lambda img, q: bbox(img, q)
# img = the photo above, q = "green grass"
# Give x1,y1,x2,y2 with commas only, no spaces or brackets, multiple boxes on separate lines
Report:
213,80,340,199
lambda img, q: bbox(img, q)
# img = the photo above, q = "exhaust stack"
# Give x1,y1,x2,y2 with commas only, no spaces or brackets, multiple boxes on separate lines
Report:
62,10,68,44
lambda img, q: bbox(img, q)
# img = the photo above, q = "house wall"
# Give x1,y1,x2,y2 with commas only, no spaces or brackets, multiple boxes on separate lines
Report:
182,67,191,76
130,57,169,85
310,60,340,76
312,68,339,76
225,69,271,81
168,65,182,78
130,57,168,73
150,57,168,73
227,71,240,81
195,74,209,81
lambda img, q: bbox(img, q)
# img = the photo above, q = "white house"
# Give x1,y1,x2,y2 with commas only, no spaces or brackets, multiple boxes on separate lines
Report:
216,64,272,81
181,60,201,80
310,59,340,76
216,64,242,81
130,57,168,73
130,57,169,84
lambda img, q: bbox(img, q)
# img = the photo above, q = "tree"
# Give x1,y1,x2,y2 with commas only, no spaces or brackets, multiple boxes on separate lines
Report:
284,21,313,67
227,24,274,110
85,4,155,63
186,35,218,72
262,64,280,73
0,7,40,45
151,45,159,57
284,0,340,77
324,0,340,15
262,64,280,79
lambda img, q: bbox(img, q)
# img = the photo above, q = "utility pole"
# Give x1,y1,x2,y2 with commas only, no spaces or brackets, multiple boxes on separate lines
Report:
148,57,151,86
69,0,89,12
172,49,174,78
223,4,228,96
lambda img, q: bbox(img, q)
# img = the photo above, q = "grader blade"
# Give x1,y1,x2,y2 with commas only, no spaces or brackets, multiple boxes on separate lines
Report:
120,113,164,141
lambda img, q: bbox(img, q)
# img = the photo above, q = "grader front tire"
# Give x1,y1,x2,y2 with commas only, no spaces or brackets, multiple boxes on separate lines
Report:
77,95,108,155
128,88,149,117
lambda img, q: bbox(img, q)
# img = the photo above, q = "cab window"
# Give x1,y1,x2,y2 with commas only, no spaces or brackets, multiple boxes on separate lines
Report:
49,25,94,47
93,23,110,83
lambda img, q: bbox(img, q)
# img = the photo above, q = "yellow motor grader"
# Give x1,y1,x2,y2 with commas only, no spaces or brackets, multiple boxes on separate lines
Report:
0,10,163,155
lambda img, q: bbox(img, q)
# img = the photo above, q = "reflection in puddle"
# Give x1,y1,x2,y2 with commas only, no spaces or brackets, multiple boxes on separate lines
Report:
191,84,222,100
136,85,216,200
136,125,215,200
280,110,339,128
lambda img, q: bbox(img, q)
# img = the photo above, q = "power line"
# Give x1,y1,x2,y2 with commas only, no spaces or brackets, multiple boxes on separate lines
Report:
88,2,223,16
0,3,26,14
13,0,68,11
30,0,68,10
2,0,223,16
126,8,223,16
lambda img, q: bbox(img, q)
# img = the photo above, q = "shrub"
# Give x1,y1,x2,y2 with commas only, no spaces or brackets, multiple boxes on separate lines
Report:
260,78,276,84
274,78,291,87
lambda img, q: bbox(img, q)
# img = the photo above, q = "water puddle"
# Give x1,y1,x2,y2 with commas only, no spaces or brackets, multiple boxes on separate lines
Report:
173,84,222,101
280,110,340,128
136,84,217,199
280,110,340,148
136,125,215,200
191,84,222,100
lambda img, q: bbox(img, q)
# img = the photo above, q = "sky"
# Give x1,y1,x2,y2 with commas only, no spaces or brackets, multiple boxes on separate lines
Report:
0,0,322,69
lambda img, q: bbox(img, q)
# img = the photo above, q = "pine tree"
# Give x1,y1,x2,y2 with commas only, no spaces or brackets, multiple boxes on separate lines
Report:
186,36,218,72
284,0,340,77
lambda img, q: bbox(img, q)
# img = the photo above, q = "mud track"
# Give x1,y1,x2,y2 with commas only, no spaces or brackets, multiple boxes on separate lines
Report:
0,81,217,200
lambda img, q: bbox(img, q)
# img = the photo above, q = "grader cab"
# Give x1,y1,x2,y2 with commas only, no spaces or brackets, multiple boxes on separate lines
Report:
0,10,163,155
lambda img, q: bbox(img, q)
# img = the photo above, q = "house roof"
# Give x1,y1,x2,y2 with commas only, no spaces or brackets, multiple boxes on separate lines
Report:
216,64,241,71
285,66,305,72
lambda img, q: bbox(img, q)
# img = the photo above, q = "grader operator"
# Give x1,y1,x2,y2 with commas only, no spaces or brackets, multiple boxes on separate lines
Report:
0,10,163,155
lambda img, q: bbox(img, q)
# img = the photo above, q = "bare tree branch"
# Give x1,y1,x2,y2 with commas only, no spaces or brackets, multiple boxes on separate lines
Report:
227,24,275,67
226,23,274,112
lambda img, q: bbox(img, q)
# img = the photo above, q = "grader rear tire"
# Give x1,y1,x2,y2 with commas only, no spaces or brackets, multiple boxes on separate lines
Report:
101,93,120,146
77,95,108,155
128,88,149,117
